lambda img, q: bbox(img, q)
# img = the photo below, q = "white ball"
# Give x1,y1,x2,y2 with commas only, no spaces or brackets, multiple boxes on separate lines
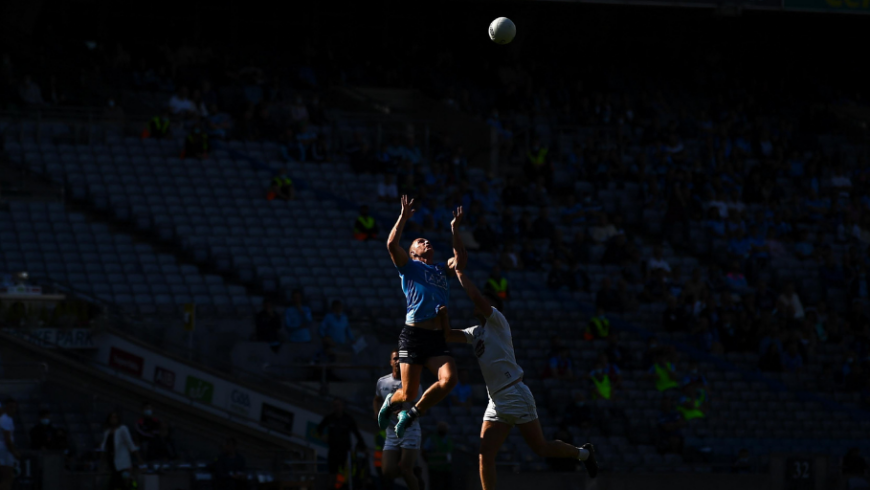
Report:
489,17,516,45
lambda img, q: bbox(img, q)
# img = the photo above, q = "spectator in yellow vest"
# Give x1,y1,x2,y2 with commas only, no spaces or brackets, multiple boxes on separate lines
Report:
585,307,611,340
183,122,209,159
267,169,295,201
144,108,171,139
646,353,680,392
524,137,553,188
589,362,613,401
596,352,623,388
353,206,379,241
483,266,509,301
676,384,708,421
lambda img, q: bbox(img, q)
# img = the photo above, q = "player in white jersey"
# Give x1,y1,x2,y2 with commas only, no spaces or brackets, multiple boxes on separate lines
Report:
373,350,422,490
443,270,598,490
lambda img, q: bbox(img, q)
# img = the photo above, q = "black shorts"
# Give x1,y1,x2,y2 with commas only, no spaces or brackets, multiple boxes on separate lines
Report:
398,326,451,365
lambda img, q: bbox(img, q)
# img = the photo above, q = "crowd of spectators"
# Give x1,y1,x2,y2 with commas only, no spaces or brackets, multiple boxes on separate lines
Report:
3,17,870,482
1,39,333,166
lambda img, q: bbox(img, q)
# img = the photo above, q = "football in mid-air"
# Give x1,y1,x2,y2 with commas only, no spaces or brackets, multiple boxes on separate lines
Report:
489,17,516,45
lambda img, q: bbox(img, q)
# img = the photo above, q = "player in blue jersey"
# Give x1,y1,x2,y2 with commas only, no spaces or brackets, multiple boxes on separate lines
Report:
379,195,467,438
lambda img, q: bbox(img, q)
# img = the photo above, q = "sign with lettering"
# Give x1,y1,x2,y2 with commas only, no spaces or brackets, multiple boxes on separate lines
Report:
154,366,176,390
260,403,295,436
785,458,814,490
108,347,144,376
2,328,96,349
184,375,215,403
227,388,251,417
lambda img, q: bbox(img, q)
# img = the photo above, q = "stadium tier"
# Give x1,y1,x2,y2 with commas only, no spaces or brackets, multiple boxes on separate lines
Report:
2,3,870,489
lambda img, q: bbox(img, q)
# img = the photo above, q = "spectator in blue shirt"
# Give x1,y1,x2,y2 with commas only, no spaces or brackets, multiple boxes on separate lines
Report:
561,194,587,225
296,122,317,161
544,347,574,380
284,290,313,342
402,136,422,164
794,231,815,261
386,136,407,161
726,213,746,238
803,189,831,222
450,370,473,409
773,211,793,238
724,260,752,295
704,208,726,238
320,300,353,346
747,226,769,258
787,150,804,178
780,342,803,373
682,362,708,389
728,229,753,259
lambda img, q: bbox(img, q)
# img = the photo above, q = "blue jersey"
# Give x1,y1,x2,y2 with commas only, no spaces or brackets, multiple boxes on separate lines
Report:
397,260,450,324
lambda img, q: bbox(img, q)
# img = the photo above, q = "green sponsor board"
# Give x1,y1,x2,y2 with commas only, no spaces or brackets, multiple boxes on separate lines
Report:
184,375,215,403
785,0,870,12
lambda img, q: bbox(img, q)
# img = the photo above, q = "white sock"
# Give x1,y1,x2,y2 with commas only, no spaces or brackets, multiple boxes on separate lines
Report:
577,447,589,461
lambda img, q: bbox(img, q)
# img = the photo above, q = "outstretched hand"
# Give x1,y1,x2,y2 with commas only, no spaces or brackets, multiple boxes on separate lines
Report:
451,206,464,229
400,195,416,219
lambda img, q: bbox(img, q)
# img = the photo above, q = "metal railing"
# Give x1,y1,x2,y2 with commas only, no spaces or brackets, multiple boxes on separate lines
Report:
35,278,383,416
0,328,316,458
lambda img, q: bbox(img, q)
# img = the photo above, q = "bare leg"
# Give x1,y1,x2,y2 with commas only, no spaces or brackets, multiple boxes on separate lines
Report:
398,448,420,490
392,363,423,404
382,449,400,483
416,356,458,413
479,421,512,490
517,419,584,459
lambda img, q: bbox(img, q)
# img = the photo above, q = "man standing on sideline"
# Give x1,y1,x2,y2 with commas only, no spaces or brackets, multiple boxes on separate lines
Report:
316,399,366,488
30,409,69,452
134,402,162,462
213,438,246,490
373,350,421,490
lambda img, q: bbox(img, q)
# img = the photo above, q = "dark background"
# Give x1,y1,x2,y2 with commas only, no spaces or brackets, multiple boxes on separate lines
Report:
3,0,867,98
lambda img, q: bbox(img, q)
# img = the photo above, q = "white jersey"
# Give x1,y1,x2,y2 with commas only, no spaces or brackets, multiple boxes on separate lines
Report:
461,307,524,397
375,374,421,428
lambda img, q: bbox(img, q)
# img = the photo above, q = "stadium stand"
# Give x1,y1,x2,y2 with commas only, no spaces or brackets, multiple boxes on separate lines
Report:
2,2,870,488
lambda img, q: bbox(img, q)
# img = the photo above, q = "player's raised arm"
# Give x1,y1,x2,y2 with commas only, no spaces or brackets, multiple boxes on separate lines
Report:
440,306,467,344
387,195,415,267
456,269,493,318
446,206,467,275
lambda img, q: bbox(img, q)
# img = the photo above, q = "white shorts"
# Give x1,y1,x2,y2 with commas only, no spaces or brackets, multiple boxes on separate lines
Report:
483,382,538,427
383,424,422,451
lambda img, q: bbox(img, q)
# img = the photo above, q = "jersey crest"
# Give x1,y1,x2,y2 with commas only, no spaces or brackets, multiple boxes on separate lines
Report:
474,338,486,358
423,268,449,290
